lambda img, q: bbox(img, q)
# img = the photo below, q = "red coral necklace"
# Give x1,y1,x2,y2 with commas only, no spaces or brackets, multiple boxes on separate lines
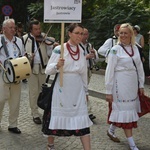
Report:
120,44,134,57
66,42,80,61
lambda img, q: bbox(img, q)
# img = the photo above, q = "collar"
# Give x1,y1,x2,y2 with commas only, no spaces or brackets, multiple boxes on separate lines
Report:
3,35,16,43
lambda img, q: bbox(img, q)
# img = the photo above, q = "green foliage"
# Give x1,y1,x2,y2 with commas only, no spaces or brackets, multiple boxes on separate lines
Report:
87,1,150,49
0,0,149,73
85,1,150,74
27,3,43,21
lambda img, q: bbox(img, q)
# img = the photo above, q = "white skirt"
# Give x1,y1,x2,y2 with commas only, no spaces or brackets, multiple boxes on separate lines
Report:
49,73,93,130
109,70,141,123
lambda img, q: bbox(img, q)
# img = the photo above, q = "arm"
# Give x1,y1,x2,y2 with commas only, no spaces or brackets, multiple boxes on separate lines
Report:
98,38,112,57
93,49,99,62
105,47,118,101
86,48,99,60
82,56,89,95
45,45,64,75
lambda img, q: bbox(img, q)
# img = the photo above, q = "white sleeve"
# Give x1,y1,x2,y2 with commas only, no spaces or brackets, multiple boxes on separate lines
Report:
98,38,113,57
105,47,118,94
93,48,99,62
45,45,61,75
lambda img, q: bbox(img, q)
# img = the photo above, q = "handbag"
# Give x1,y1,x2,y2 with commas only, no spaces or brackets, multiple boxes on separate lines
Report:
138,93,150,117
37,73,58,110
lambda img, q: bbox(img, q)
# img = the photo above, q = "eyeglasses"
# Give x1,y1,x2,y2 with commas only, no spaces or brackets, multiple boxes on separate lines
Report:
72,32,84,36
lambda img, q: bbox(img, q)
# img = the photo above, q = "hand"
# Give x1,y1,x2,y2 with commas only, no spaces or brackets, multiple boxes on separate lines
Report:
86,53,95,59
56,58,65,69
90,49,95,54
106,94,113,103
139,88,144,96
53,42,59,48
90,49,96,58
142,57,145,63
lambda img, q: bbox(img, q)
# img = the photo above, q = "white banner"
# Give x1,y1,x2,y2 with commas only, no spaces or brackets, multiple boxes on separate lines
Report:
44,0,82,23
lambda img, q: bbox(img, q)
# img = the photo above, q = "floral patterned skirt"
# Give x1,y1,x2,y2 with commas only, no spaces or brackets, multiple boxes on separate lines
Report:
42,109,90,136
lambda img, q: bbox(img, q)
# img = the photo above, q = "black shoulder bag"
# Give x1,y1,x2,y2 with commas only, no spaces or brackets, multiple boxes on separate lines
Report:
37,73,58,110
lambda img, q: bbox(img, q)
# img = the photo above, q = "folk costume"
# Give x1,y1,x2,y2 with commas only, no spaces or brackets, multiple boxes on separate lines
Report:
0,35,24,129
98,36,118,59
80,42,99,121
105,44,145,128
42,42,93,136
22,33,53,119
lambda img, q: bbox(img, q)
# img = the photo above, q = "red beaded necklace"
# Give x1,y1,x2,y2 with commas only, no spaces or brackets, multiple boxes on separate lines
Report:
120,44,134,57
66,42,80,61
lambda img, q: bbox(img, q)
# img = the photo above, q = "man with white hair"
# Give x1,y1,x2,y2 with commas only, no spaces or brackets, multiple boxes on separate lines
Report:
0,18,24,134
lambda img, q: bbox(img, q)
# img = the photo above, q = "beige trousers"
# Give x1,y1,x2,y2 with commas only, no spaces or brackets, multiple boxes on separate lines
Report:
28,66,46,118
0,72,21,128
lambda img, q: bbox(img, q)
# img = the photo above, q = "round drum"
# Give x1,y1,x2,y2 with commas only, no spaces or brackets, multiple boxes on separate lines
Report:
4,56,31,83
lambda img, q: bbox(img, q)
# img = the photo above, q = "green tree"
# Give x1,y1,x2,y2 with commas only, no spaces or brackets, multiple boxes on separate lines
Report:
88,0,150,74
88,1,150,48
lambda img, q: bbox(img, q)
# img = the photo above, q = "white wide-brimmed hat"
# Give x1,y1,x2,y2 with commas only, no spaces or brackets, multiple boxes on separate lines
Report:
134,25,140,31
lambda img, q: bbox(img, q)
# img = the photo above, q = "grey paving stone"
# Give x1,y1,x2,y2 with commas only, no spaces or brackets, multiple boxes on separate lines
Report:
0,73,150,150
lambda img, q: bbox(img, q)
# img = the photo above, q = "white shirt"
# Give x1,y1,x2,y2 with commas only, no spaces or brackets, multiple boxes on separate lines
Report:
0,35,24,65
98,36,118,57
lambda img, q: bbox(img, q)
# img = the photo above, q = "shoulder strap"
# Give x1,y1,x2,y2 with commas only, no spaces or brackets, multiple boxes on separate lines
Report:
79,43,91,53
51,73,58,87
45,75,50,83
86,43,90,53
79,43,85,50
13,37,21,56
1,36,9,57
45,73,58,84
0,45,3,50
79,43,93,69
112,38,113,47
119,43,137,68
35,40,46,69
22,34,29,47
112,36,117,47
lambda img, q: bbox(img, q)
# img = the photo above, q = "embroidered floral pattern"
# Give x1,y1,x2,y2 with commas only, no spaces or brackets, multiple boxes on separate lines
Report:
110,49,117,54
117,99,136,102
42,110,90,136
115,79,137,102
53,47,61,54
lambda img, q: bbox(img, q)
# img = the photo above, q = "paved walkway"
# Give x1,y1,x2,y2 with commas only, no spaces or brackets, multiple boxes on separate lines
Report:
0,72,150,150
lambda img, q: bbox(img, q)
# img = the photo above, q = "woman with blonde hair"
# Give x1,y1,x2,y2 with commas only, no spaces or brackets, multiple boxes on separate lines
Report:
105,23,145,150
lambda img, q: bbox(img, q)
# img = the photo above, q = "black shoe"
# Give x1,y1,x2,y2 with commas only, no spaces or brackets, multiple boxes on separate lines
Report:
89,114,96,120
89,114,94,118
33,117,42,124
8,127,21,134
